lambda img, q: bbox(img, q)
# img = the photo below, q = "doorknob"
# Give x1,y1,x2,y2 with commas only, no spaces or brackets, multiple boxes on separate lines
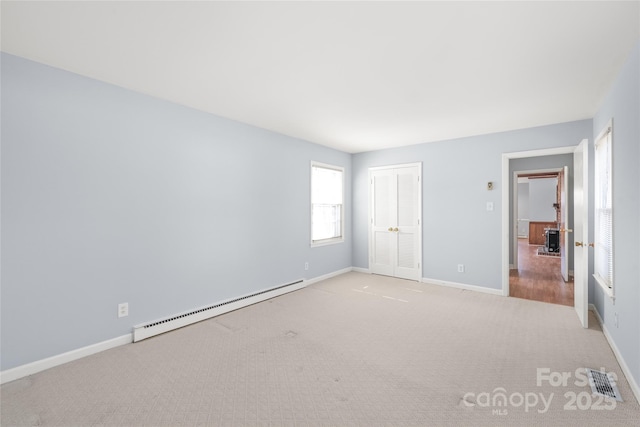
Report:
576,242,595,247
393,227,399,232
388,227,393,232
559,228,573,233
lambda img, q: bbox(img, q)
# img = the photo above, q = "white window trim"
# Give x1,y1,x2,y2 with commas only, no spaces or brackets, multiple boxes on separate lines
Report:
592,120,614,300
310,161,345,247
594,273,614,300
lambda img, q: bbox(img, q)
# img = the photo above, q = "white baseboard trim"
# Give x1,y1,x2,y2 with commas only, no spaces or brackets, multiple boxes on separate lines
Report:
1,269,353,384
351,267,370,274
305,267,353,285
589,304,640,405
136,268,356,341
134,279,308,342
0,334,132,385
590,304,603,324
0,267,360,384
421,277,503,296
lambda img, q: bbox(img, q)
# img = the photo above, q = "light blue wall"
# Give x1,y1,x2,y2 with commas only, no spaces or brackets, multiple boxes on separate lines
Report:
517,183,529,237
517,183,530,219
0,54,352,370
592,41,640,389
528,178,557,222
352,120,591,289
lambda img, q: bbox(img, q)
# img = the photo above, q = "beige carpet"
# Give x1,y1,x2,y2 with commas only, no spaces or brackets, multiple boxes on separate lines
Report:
2,272,639,426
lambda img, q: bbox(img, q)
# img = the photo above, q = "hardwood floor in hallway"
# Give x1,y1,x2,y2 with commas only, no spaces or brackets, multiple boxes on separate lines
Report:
510,238,574,306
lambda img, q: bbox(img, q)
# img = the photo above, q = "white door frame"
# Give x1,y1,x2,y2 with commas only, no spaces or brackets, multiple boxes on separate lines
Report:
501,146,577,296
368,162,422,280
572,139,589,328
559,165,570,282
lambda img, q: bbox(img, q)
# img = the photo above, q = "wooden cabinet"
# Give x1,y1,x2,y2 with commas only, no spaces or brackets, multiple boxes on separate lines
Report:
528,221,557,245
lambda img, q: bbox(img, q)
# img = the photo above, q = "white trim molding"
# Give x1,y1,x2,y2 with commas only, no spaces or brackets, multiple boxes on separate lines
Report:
0,334,133,385
310,161,346,247
1,268,355,384
589,304,640,405
421,277,503,296
304,267,353,286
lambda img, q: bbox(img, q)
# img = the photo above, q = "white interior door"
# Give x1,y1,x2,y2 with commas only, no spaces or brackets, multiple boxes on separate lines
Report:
369,164,422,281
370,168,396,277
573,140,589,328
559,166,570,282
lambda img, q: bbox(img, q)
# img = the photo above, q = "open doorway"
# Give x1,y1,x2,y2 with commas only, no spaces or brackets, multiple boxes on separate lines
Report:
510,169,574,306
507,154,575,307
502,143,589,327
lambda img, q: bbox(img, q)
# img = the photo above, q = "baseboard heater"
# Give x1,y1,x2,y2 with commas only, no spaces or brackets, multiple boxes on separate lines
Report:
133,279,305,342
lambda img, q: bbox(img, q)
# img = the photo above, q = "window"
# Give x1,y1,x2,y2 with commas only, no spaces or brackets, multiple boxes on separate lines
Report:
593,121,613,296
311,162,344,246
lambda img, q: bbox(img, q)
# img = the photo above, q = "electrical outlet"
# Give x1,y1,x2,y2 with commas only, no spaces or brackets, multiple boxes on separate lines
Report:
304,262,309,271
457,264,465,273
118,302,129,318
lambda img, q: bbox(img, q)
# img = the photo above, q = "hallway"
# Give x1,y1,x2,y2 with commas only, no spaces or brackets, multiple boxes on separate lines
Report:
510,239,574,306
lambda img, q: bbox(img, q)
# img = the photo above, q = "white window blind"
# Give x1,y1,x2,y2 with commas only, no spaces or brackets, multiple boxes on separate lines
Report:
594,125,613,290
311,163,344,245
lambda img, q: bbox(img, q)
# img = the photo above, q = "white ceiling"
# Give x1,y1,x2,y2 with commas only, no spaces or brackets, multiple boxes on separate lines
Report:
2,1,639,153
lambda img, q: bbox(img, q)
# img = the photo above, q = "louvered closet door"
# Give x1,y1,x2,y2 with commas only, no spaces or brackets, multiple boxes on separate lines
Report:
394,167,420,280
369,164,421,281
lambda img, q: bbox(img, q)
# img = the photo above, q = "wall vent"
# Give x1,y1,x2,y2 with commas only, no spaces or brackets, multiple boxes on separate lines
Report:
133,279,305,342
586,368,623,401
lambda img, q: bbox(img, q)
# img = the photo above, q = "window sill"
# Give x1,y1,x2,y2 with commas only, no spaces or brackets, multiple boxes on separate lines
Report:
311,238,344,248
593,274,615,300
